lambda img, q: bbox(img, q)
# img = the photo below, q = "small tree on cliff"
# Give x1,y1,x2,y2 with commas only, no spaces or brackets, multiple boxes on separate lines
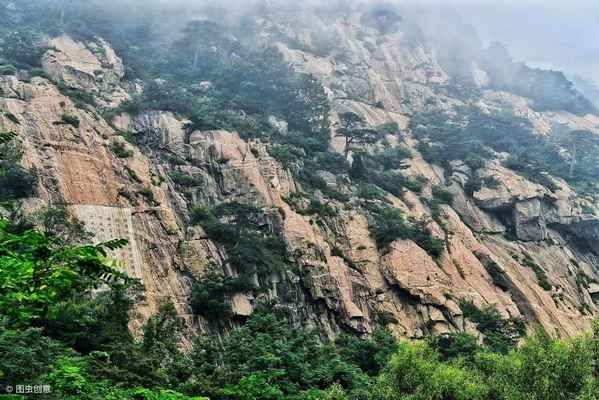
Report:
178,20,223,70
336,111,381,158
564,130,599,179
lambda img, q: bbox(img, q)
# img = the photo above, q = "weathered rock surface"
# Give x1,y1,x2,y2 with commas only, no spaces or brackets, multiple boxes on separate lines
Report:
42,35,129,107
3,6,599,342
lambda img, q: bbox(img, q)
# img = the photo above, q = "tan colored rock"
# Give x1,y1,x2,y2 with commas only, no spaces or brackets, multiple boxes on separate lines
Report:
231,294,254,317
381,240,451,305
474,163,548,210
5,21,599,343
42,35,128,107
450,183,505,233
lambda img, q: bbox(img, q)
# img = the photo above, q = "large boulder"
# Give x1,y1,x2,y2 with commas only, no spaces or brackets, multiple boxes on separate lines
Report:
42,35,128,107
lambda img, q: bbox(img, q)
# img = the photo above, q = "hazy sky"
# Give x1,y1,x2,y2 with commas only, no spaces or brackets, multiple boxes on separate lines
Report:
103,0,599,83
451,0,599,82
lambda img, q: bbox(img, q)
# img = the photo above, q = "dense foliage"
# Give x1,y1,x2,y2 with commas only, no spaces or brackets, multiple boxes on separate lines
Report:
0,218,204,399
0,130,36,204
368,207,444,258
412,107,599,195
1,217,597,399
189,202,291,321
0,203,593,394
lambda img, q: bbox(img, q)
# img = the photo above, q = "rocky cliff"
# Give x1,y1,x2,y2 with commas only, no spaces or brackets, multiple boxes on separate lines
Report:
2,3,599,342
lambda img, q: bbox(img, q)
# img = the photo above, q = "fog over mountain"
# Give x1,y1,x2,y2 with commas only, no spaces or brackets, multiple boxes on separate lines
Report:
454,0,599,82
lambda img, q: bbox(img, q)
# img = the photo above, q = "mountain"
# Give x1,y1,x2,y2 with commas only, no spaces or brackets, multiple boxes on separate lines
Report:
1,0,599,370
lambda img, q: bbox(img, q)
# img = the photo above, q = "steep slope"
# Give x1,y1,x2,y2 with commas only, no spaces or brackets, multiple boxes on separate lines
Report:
1,2,598,343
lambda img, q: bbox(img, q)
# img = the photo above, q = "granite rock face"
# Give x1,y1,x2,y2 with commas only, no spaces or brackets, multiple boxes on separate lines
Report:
3,7,599,341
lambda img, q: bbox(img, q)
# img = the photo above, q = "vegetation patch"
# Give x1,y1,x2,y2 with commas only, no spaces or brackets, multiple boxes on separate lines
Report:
283,192,338,218
522,255,552,291
54,113,80,128
111,141,133,158
412,107,599,196
191,202,291,283
190,265,253,322
475,252,511,292
169,170,201,187
0,131,36,202
460,300,526,353
0,64,17,75
369,206,444,258
3,112,20,125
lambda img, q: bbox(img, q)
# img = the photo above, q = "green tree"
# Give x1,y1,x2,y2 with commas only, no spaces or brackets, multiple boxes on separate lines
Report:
189,310,369,399
336,328,397,376
0,322,69,385
564,130,599,180
370,341,489,400
178,20,223,70
0,29,46,68
478,330,596,400
336,112,382,158
0,129,37,202
0,219,129,327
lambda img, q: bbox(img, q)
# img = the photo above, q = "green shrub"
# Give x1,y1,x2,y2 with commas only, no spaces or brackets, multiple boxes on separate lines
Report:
314,151,349,174
298,168,350,202
0,130,17,145
190,266,253,322
138,187,156,205
28,67,47,78
335,328,397,376
432,185,453,204
376,122,400,135
56,83,98,108
522,256,552,291
357,183,387,201
4,112,20,125
284,192,338,218
124,165,141,183
0,325,70,384
464,154,487,170
460,300,526,353
55,113,80,128
370,341,489,400
191,202,291,282
369,207,444,257
429,332,481,362
169,171,201,187
0,64,17,75
0,163,37,201
475,253,511,292
190,310,370,399
111,141,133,158
370,171,426,197
118,188,138,205
269,144,305,169
464,175,499,196
368,146,412,171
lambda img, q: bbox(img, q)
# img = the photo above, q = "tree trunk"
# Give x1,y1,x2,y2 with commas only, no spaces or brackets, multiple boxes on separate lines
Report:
569,142,577,176
344,137,352,159
193,44,201,69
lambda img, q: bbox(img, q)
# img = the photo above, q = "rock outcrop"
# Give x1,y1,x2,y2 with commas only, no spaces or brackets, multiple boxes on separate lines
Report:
2,6,598,342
